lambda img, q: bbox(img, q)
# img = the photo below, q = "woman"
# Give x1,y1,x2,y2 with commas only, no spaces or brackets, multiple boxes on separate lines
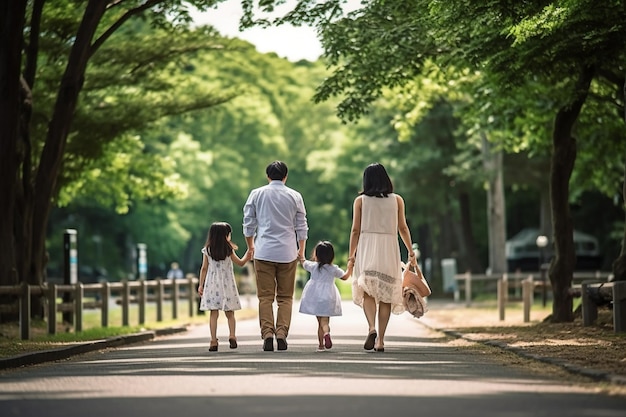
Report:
348,163,416,352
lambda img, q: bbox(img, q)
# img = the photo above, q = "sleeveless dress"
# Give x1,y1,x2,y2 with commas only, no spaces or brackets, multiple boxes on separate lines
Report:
352,194,405,314
199,247,242,311
299,260,345,317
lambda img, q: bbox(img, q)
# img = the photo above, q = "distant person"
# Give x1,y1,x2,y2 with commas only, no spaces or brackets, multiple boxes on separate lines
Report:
197,222,251,352
243,161,309,351
348,163,417,352
166,262,184,280
298,241,353,352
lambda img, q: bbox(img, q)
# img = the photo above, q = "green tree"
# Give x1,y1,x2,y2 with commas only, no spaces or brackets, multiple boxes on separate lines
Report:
242,0,626,322
0,0,241,318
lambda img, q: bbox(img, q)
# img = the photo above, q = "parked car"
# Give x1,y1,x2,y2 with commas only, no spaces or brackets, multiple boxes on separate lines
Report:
506,228,602,272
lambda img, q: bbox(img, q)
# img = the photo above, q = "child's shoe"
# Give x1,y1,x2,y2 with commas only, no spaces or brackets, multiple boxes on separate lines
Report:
323,333,332,349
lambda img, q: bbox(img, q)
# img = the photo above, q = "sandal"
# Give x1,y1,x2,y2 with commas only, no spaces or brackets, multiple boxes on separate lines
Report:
209,339,218,352
364,330,377,350
229,338,238,349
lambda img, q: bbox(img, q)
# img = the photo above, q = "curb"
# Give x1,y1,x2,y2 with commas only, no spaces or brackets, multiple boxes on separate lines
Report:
426,325,626,386
0,326,188,371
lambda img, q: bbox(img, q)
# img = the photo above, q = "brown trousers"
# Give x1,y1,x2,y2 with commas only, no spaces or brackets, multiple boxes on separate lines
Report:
254,259,298,340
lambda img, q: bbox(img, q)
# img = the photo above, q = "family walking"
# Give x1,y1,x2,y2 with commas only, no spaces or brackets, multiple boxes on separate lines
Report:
197,160,420,352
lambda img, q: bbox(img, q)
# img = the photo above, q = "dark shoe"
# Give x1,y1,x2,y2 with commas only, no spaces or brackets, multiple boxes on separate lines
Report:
276,338,288,351
263,337,274,351
374,346,385,352
364,331,377,350
229,338,237,349
323,333,332,349
209,340,218,352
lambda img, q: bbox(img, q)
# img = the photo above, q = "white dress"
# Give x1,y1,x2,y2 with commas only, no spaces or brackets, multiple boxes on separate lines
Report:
352,194,405,314
299,260,345,317
199,247,242,311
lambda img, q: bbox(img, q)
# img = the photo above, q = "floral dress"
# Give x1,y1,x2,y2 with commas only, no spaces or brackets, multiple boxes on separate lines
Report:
199,247,242,311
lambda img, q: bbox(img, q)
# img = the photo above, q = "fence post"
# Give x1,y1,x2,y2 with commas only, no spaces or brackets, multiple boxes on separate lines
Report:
465,272,472,307
581,280,598,326
101,282,110,327
48,283,57,335
172,279,179,319
612,282,626,333
522,277,532,323
20,282,31,340
75,283,83,332
497,274,507,321
188,277,195,318
156,279,164,322
139,280,147,325
122,280,130,326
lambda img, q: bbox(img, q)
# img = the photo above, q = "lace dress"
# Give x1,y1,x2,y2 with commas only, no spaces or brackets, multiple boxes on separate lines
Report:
352,194,405,314
299,260,345,317
199,247,242,312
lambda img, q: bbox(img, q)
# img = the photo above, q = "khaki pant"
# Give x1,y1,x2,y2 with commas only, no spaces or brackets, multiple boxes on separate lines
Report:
254,259,298,340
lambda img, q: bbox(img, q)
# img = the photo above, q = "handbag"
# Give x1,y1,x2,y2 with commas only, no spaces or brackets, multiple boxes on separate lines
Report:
402,261,432,297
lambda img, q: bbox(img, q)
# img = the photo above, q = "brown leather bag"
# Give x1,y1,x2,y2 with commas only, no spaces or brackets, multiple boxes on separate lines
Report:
402,262,432,297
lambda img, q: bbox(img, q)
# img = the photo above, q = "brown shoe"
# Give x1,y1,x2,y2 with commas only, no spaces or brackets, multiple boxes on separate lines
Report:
229,338,238,349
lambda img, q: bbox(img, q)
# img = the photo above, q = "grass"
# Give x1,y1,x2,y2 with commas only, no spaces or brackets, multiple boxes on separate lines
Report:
0,300,257,358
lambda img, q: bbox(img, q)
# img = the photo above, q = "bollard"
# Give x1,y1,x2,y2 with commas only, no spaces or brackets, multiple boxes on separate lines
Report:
522,277,533,323
188,277,195,318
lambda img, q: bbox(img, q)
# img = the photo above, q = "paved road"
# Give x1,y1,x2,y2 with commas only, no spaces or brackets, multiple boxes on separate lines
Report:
1,301,625,417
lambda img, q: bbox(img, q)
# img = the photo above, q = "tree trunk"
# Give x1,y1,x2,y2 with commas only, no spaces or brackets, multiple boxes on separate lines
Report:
482,134,507,274
0,1,27,289
458,191,483,273
549,66,595,323
28,1,107,292
612,158,626,281
611,77,626,282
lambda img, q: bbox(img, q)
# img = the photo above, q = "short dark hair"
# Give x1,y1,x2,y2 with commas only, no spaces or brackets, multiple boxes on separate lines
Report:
266,161,288,180
361,163,393,197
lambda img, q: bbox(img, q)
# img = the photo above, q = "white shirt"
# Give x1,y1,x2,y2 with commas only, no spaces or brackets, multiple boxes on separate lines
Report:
243,180,308,263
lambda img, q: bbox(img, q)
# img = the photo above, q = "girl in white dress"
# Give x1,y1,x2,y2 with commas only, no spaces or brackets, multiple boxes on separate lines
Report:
198,222,251,352
299,241,353,351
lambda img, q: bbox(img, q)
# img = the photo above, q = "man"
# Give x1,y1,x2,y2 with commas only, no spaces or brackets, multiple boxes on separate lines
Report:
166,262,184,279
243,161,308,351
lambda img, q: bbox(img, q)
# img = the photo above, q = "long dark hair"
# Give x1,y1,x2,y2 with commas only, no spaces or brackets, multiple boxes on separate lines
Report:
360,163,393,197
204,222,234,261
312,241,335,270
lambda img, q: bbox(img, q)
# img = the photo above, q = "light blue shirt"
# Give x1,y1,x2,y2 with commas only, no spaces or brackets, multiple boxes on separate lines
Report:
243,180,308,263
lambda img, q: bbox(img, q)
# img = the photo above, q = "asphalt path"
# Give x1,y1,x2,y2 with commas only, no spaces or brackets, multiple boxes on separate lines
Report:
1,300,625,417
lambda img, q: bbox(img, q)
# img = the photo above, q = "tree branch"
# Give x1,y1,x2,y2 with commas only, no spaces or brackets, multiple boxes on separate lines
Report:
90,0,168,57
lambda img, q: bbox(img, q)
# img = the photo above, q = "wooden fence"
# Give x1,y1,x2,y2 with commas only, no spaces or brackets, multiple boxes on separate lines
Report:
0,277,199,340
453,271,614,323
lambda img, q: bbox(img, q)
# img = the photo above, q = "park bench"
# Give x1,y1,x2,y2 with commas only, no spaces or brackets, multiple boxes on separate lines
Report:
581,280,626,333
